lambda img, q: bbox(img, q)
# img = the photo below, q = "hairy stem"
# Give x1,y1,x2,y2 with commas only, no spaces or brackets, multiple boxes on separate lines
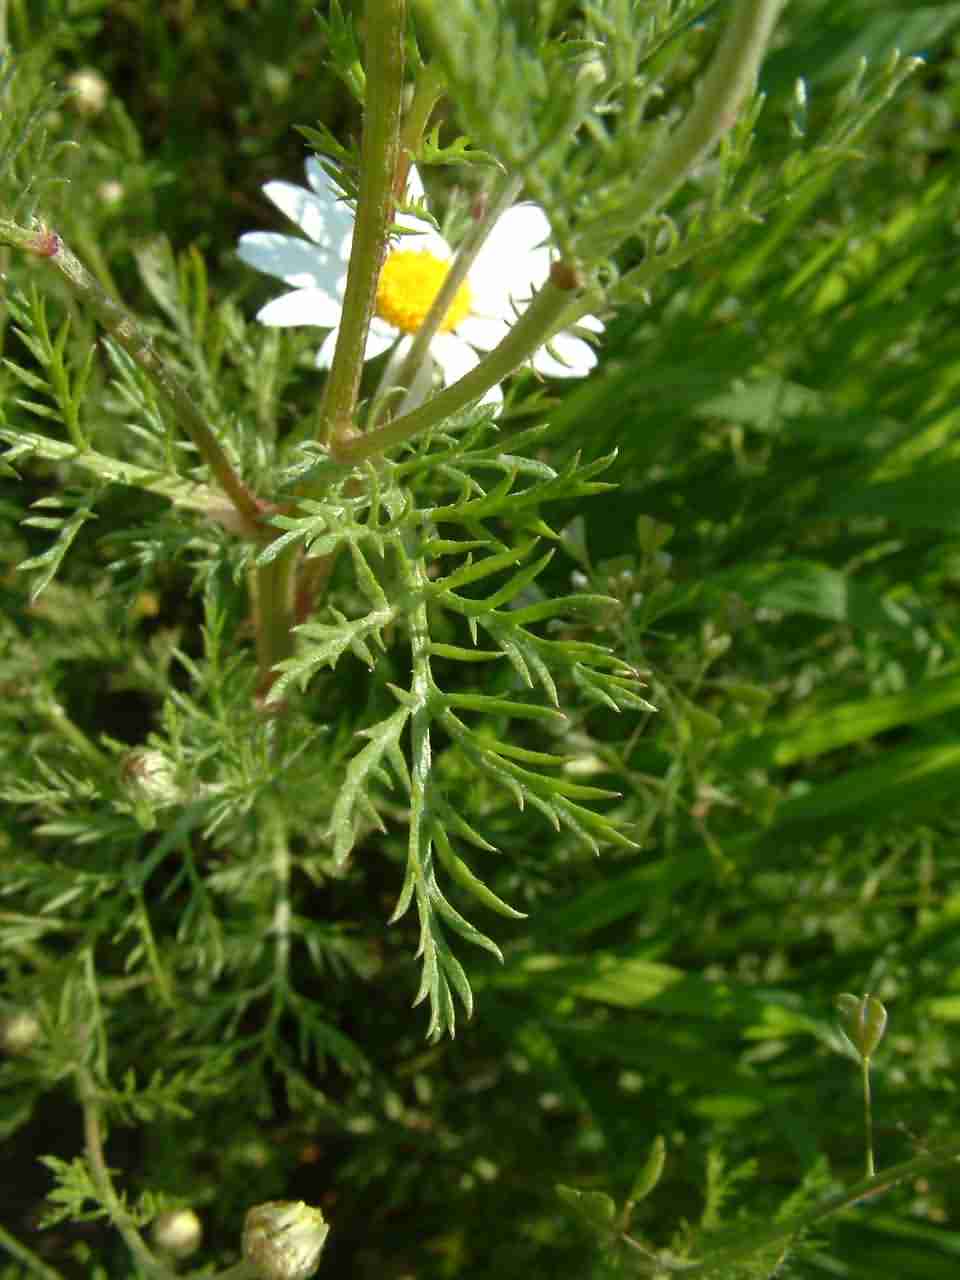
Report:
395,60,446,197
0,221,263,534
253,543,299,703
634,0,783,221
317,0,405,448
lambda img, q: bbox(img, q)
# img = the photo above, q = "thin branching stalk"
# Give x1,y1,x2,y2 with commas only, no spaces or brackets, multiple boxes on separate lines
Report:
317,0,406,448
76,1066,176,1280
636,1137,960,1276
621,0,784,231
0,221,264,533
396,60,446,197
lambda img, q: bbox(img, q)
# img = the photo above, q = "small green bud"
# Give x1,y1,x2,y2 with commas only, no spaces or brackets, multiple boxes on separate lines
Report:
242,1201,329,1280
629,1135,666,1204
152,1208,203,1259
836,993,888,1060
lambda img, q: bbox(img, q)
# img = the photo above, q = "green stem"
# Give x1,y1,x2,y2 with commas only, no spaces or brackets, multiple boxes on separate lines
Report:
383,172,524,420
0,221,263,534
637,0,782,216
204,1263,259,1280
77,1066,177,1280
0,1224,65,1280
633,1137,960,1276
270,805,291,990
863,1054,875,1178
331,273,577,464
253,543,299,703
581,0,785,257
317,0,405,448
0,426,219,511
38,693,110,767
396,60,446,197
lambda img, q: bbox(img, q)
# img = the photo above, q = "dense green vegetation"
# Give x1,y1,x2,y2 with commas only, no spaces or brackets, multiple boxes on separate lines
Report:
4,2,960,1278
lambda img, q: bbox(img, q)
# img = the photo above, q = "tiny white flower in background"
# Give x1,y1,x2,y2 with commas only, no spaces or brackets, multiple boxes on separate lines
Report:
237,158,603,410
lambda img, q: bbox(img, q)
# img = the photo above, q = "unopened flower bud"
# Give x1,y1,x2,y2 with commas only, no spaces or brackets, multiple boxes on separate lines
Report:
575,54,607,92
836,993,888,1060
152,1208,203,1258
242,1201,329,1280
98,180,125,207
0,1009,42,1055
67,68,109,116
120,749,179,805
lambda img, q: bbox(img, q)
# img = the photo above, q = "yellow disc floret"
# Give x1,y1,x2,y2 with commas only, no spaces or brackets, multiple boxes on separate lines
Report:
375,249,472,335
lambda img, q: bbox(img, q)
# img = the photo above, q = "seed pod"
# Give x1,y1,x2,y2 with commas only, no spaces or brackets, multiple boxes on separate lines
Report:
836,993,888,1060
242,1201,329,1280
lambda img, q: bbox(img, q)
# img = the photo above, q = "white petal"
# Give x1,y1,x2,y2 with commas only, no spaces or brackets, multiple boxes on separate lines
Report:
364,323,399,360
429,332,481,386
456,313,510,351
429,334,503,409
484,203,551,259
305,156,342,202
470,249,552,318
577,313,605,334
395,344,436,415
472,203,552,301
315,328,340,369
238,232,346,294
314,321,397,370
406,164,425,202
479,381,503,410
532,332,598,379
263,177,354,254
256,288,342,328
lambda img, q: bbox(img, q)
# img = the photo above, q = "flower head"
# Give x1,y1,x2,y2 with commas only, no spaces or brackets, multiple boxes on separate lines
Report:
242,1200,329,1280
238,159,602,409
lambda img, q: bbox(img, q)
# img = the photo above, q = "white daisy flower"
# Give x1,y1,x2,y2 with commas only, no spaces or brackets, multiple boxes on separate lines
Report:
237,158,603,409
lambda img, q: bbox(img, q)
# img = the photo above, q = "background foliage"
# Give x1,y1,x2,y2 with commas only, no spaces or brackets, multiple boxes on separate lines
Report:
4,1,960,1278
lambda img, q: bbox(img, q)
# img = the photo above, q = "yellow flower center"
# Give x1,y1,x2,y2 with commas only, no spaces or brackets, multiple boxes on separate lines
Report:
375,249,472,335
